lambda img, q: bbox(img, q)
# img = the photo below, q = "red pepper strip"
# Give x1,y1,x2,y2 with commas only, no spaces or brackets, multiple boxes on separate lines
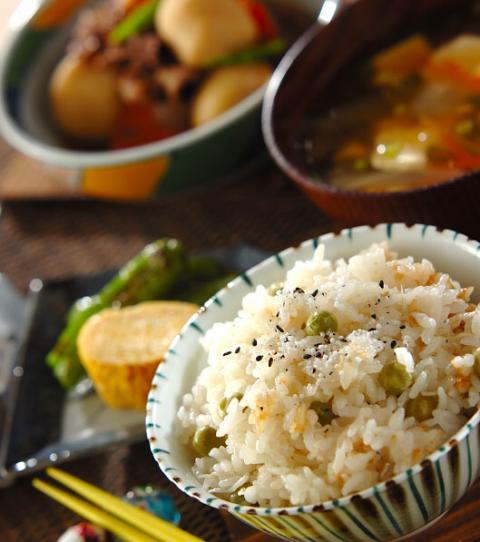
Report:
110,105,177,150
424,60,480,92
237,0,277,39
440,132,480,170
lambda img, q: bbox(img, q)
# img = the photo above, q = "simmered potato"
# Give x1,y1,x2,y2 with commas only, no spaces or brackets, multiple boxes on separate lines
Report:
155,0,259,67
192,63,272,126
49,55,120,141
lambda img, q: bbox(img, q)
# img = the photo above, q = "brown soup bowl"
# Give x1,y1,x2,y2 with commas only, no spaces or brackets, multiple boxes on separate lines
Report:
262,0,480,236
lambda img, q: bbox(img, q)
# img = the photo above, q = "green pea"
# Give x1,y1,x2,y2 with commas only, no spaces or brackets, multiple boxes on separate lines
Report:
405,395,438,422
192,426,226,456
268,282,284,295
474,353,480,378
378,362,413,395
305,311,337,336
218,393,243,419
311,401,336,426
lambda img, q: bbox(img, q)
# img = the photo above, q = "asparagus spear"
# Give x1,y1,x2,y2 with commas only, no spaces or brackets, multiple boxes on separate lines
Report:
47,238,186,389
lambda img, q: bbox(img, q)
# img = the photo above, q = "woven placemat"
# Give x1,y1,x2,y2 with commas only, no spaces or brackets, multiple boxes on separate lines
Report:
0,162,332,294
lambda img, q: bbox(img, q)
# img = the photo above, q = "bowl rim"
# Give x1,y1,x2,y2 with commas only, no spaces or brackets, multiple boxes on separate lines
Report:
146,222,480,516
261,0,480,199
0,0,266,169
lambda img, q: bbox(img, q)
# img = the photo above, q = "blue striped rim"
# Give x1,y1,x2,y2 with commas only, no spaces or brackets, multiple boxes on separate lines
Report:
466,433,473,487
146,422,161,429
406,469,429,521
275,253,285,267
164,467,176,472
312,238,319,249
152,448,170,455
434,461,446,513
184,485,196,491
241,273,253,286
206,497,216,504
189,321,204,334
338,507,380,541
421,224,428,237
453,231,460,241
155,372,167,379
213,295,222,306
310,514,349,542
347,228,353,240
386,224,392,239
373,486,402,536
147,397,161,404
167,348,177,356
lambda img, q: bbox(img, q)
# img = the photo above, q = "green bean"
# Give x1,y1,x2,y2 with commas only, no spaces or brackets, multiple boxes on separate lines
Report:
207,38,286,68
109,0,159,44
305,311,337,336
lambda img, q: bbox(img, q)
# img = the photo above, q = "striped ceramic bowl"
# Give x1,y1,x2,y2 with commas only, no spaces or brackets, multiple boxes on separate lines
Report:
146,223,480,542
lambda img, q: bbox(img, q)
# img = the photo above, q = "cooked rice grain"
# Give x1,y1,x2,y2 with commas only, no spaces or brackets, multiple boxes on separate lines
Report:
178,243,480,507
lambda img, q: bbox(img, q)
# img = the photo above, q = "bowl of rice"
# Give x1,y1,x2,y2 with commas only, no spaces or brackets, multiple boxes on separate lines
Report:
146,223,480,542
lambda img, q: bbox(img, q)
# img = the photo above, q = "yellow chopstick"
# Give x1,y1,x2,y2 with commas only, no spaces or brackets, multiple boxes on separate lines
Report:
45,468,204,542
33,479,158,542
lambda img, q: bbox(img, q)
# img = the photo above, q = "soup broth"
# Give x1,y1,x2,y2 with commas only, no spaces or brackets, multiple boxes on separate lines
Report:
295,1,480,192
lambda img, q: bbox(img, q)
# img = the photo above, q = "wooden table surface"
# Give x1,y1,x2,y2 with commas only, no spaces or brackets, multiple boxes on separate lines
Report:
0,1,479,541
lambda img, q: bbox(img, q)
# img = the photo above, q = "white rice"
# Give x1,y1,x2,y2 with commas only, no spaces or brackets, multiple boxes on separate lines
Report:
177,243,480,507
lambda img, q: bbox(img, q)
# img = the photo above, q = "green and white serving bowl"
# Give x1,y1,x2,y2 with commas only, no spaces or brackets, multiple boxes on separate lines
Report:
146,223,480,542
0,0,318,200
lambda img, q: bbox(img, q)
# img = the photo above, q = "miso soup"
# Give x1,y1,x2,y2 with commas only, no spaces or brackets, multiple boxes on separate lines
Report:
296,3,480,192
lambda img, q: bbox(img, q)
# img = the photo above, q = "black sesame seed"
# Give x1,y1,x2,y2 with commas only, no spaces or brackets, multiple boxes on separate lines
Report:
276,325,284,333
268,357,273,367
311,289,318,298
256,355,263,361
303,354,312,359
368,328,376,332
390,340,397,348
315,352,323,358
312,368,317,373
379,280,384,289
275,312,280,318
223,351,232,356
294,287,305,294
400,325,406,329
371,314,377,319
235,346,241,354
252,339,258,346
